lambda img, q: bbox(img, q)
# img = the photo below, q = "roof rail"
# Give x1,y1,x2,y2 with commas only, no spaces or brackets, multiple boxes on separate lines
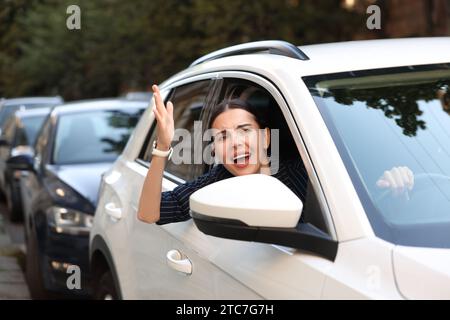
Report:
190,40,309,67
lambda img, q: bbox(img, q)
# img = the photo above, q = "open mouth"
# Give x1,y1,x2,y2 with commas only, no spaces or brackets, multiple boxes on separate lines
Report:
232,153,251,167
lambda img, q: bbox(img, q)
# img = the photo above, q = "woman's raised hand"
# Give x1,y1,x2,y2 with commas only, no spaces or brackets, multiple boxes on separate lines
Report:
152,84,174,151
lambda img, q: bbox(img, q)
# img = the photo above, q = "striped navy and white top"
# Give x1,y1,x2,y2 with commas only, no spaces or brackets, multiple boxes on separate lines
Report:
156,158,309,225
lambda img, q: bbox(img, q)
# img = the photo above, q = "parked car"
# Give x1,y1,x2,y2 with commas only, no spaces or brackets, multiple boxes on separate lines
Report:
7,99,146,299
90,38,450,300
121,92,153,102
0,97,63,133
0,107,52,221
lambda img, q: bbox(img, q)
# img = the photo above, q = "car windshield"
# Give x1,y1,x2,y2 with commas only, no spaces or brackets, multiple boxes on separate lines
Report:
16,115,47,146
305,63,450,248
53,108,144,165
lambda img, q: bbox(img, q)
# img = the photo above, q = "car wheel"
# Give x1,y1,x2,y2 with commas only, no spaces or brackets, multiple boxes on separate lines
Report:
95,270,118,300
25,230,51,299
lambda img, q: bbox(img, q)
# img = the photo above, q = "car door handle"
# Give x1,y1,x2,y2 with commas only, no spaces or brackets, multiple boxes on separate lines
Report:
105,202,122,220
166,249,192,275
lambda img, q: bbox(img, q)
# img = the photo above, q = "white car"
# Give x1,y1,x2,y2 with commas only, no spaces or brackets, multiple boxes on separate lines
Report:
90,38,450,299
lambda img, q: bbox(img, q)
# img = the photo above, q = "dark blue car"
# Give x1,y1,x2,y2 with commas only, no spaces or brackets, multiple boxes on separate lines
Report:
7,99,147,299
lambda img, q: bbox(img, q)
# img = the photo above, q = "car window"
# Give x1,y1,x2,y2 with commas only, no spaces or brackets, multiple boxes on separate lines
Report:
138,76,329,234
53,108,144,165
210,78,329,234
15,115,47,147
139,80,214,181
305,63,450,247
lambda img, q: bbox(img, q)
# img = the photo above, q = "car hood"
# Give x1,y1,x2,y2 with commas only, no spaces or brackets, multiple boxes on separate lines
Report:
393,245,450,299
46,162,113,208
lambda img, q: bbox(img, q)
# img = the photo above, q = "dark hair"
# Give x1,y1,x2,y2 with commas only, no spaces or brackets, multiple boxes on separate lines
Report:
204,85,299,162
208,98,269,130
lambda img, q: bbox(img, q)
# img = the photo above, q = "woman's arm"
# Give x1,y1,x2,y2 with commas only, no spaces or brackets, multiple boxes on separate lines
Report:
137,84,174,224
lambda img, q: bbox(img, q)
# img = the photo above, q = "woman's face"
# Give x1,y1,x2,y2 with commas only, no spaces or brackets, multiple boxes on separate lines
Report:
211,108,269,176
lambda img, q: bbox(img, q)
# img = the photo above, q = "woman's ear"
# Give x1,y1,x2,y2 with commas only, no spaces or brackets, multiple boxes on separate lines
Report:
264,127,270,150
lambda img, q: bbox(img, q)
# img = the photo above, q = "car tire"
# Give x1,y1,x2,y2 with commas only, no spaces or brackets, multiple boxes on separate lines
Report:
95,270,118,300
25,230,51,299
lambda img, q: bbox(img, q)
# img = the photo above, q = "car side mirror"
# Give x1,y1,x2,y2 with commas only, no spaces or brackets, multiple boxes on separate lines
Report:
0,137,10,147
190,174,303,240
190,174,303,228
7,153,34,171
190,174,338,261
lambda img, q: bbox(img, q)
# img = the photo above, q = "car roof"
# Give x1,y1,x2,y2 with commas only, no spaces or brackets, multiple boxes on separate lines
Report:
1,96,63,106
121,92,153,101
51,98,149,115
161,37,450,87
297,37,450,75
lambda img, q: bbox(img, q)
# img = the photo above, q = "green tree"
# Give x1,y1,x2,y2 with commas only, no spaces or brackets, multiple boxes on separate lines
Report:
0,0,364,100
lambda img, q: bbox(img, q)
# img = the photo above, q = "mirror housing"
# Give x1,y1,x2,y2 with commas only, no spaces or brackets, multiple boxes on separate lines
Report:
190,174,338,261
7,153,34,171
190,174,302,228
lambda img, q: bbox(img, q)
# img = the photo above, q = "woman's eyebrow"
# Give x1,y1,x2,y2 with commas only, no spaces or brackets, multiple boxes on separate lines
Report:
215,123,253,137
235,123,252,129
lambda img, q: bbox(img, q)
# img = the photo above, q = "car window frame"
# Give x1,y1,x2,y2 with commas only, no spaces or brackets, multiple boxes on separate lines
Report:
211,71,336,240
134,71,336,241
33,113,56,170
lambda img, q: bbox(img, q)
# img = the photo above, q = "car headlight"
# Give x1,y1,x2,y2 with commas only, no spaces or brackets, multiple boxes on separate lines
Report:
46,206,93,236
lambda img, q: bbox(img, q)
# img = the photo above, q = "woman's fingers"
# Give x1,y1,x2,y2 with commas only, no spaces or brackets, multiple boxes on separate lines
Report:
166,101,174,119
153,106,161,122
150,85,174,148
152,84,166,115
152,85,163,112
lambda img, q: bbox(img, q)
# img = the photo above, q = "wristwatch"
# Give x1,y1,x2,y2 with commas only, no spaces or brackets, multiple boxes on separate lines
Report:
152,140,173,160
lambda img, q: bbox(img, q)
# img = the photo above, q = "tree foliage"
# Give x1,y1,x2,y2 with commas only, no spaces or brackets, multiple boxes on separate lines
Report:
0,0,364,100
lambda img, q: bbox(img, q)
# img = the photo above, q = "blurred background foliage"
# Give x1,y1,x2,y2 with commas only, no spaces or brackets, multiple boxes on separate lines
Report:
0,0,448,100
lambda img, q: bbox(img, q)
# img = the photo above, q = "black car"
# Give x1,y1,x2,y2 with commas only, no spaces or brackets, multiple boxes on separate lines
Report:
7,99,146,299
0,97,63,132
0,107,52,221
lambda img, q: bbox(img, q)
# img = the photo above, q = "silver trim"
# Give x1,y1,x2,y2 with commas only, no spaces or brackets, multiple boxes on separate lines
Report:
163,171,186,185
190,40,309,67
162,72,220,90
135,158,186,185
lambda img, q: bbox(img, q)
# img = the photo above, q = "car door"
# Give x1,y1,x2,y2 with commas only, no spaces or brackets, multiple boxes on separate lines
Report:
21,115,52,236
153,73,337,299
114,78,260,299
